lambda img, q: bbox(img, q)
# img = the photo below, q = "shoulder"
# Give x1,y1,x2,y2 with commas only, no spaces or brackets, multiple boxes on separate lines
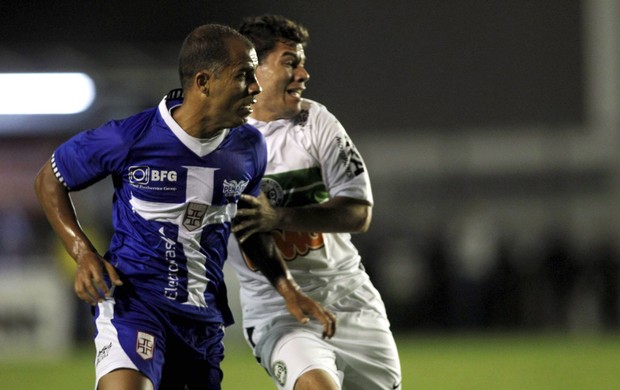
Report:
295,99,339,127
93,107,158,146
292,99,345,144
117,107,159,137
229,123,266,149
231,123,263,139
59,108,155,155
301,98,326,112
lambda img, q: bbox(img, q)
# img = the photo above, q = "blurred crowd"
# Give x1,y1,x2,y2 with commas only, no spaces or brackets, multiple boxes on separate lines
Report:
1,205,619,339
359,220,620,333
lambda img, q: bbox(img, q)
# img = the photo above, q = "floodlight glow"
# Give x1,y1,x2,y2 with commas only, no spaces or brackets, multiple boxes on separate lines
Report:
0,73,95,115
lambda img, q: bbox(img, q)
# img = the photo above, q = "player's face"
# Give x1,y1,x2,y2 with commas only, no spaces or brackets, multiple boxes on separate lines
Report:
207,39,261,129
252,41,309,121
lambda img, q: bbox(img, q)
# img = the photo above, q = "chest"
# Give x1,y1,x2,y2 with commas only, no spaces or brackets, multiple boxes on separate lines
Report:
263,128,318,175
119,140,253,206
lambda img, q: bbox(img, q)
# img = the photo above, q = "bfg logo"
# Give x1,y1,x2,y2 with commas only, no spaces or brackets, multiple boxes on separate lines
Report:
129,166,177,186
128,166,150,185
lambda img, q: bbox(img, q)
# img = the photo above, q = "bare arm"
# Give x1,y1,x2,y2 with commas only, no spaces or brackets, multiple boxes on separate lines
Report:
233,192,372,243
34,158,122,305
238,231,336,338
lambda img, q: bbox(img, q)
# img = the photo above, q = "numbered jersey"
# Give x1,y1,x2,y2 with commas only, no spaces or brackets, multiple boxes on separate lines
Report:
53,90,266,325
227,99,373,327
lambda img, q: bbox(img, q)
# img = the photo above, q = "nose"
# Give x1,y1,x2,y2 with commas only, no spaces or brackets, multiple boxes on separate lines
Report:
294,66,310,82
248,78,262,96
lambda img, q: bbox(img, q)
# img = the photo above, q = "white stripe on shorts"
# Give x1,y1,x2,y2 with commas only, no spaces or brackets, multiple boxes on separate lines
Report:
93,297,139,389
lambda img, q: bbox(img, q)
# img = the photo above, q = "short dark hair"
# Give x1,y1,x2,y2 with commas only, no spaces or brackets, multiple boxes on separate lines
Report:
238,14,309,62
178,24,252,90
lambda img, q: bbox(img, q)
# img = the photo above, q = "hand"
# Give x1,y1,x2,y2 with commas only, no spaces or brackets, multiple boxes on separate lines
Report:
233,192,279,243
275,277,337,339
74,252,123,305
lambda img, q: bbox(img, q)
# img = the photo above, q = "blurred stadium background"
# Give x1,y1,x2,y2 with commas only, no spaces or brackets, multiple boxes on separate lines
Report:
1,0,619,388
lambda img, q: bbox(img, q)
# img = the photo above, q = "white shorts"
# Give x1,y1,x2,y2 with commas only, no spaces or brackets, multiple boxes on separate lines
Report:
246,281,402,390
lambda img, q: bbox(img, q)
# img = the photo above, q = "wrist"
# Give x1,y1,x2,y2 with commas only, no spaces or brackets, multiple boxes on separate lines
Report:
71,240,98,264
274,272,300,297
275,207,292,230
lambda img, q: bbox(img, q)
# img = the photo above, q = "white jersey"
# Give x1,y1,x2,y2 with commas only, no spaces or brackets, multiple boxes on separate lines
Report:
227,99,374,328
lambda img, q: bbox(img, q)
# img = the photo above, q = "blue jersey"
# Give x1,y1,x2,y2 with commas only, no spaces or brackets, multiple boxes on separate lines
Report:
52,89,266,325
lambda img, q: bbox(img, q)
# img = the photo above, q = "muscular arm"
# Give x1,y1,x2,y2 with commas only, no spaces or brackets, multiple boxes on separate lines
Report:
238,231,336,338
34,158,122,305
275,196,371,233
233,192,372,243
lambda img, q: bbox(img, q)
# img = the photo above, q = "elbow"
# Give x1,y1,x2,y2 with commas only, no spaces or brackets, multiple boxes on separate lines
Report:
352,206,372,233
34,165,46,200
34,159,63,203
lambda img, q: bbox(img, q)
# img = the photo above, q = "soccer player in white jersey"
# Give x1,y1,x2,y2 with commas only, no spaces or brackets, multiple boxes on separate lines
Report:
228,15,402,390
34,24,335,390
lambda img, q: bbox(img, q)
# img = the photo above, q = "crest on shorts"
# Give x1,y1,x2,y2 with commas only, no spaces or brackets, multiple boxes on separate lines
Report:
136,331,155,360
272,360,287,386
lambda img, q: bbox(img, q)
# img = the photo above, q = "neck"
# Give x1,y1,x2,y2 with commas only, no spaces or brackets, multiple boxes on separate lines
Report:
173,105,224,139
250,109,286,123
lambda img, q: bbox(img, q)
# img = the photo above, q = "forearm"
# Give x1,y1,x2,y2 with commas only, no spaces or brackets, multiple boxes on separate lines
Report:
236,233,299,300
276,197,372,233
236,229,337,338
34,159,98,262
239,232,289,285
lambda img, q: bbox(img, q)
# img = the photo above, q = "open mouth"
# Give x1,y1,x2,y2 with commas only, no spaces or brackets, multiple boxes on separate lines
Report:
287,88,303,99
240,98,256,111
239,105,253,115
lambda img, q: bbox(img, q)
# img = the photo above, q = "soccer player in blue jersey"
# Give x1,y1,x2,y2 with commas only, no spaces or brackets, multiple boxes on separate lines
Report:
228,15,402,390
34,24,335,390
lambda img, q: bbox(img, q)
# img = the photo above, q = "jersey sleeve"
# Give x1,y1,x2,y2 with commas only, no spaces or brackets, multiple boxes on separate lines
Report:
52,119,133,191
310,104,374,205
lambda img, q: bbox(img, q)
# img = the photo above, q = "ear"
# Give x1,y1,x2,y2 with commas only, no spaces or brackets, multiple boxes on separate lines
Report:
195,71,210,96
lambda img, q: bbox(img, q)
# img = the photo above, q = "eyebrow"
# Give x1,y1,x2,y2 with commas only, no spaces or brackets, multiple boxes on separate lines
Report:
281,51,304,61
233,65,253,76
231,60,256,70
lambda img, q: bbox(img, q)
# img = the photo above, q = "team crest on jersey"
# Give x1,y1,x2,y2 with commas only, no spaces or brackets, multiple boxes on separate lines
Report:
260,178,284,206
136,331,155,360
183,202,208,231
223,179,248,198
272,360,287,386
293,109,309,126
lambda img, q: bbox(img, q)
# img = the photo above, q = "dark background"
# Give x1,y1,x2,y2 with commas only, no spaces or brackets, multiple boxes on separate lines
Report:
0,0,583,132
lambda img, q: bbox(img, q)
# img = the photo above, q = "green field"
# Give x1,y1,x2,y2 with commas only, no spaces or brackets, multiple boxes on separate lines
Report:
1,333,619,389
